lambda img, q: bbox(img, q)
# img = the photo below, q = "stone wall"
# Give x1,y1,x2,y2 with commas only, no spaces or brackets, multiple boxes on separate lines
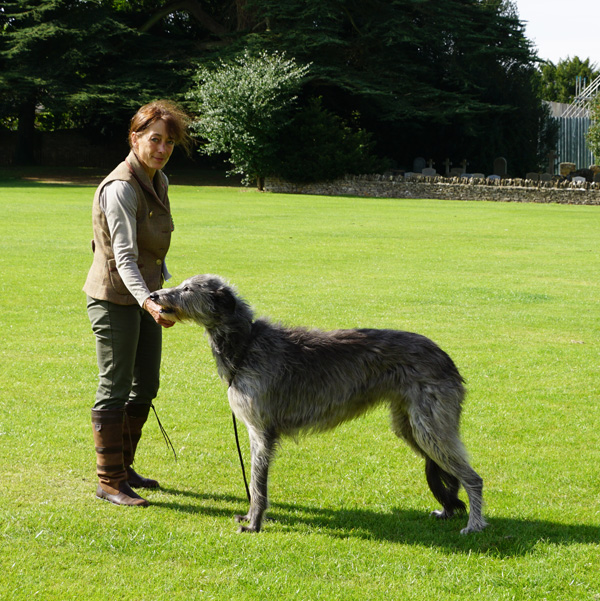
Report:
265,174,600,205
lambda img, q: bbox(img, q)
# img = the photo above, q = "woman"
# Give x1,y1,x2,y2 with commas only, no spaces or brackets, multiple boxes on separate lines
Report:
83,100,191,506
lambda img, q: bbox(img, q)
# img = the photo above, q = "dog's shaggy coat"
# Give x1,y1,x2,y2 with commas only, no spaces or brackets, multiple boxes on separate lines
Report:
151,275,486,534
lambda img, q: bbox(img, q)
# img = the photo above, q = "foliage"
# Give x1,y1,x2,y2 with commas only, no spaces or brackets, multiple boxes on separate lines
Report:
0,0,195,163
586,94,600,160
187,50,310,186
274,97,386,182
0,0,559,173
536,56,599,103
242,0,549,173
1,180,600,599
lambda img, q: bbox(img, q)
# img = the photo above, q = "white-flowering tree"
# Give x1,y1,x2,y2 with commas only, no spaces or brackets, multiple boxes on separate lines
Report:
187,50,310,188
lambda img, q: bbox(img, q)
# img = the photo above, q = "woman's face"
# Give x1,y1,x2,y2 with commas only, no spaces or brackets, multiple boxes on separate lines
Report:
131,119,175,178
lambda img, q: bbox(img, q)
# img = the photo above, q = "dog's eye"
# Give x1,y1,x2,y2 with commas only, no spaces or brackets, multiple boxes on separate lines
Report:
183,286,190,292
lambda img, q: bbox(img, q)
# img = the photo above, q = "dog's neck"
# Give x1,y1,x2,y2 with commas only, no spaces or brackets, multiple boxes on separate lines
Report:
207,321,255,386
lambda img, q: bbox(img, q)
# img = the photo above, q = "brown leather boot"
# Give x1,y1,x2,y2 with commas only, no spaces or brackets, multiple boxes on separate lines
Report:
91,408,148,506
123,403,160,489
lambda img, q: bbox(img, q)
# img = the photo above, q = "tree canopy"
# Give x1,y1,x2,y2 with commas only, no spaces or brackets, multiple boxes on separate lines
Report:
187,52,385,185
0,0,194,162
536,56,599,104
1,0,559,175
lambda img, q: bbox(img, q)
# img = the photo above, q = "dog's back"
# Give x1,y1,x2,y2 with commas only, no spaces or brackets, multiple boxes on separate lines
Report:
236,320,465,436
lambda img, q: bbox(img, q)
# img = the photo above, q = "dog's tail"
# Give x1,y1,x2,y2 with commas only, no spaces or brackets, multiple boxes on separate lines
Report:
425,457,467,515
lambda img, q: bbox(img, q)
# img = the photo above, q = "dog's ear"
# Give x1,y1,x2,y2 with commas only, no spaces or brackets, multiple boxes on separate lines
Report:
214,285,237,314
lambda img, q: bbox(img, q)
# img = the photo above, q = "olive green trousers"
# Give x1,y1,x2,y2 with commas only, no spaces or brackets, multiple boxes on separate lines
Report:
87,296,162,410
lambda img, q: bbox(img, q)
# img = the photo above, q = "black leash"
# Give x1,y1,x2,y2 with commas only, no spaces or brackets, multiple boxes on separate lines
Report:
151,402,248,505
232,412,251,502
152,404,177,461
140,396,247,502
226,327,255,504
154,401,249,500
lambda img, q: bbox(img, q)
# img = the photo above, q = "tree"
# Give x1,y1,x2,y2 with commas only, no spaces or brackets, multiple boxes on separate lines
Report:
1,0,554,175
239,0,552,174
0,0,194,164
587,95,600,161
187,50,310,187
274,97,386,183
536,56,600,103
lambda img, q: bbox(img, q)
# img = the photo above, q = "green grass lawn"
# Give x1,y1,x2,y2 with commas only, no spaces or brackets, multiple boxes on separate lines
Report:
1,178,599,600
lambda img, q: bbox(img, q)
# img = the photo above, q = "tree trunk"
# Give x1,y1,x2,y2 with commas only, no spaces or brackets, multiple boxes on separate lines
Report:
236,0,255,31
15,100,37,165
140,0,228,35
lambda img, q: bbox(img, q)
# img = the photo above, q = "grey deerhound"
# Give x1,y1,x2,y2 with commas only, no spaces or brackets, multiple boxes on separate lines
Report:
150,275,486,534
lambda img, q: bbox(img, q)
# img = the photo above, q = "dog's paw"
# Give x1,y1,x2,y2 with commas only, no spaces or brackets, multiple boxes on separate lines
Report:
234,514,249,523
430,508,454,520
237,524,258,533
460,519,488,535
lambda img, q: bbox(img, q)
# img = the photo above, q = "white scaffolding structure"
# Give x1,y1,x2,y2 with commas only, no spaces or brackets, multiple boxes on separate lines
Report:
561,74,600,118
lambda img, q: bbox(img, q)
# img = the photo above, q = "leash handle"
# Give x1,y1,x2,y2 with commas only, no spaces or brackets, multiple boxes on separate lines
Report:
232,412,251,502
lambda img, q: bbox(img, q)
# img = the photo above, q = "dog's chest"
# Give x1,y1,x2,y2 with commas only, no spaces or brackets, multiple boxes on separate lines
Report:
227,385,259,425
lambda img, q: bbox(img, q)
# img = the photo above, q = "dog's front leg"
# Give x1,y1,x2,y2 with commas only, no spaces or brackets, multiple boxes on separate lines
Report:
235,426,277,533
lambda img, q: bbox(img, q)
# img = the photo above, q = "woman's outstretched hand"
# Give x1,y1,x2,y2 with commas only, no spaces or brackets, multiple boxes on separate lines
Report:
144,297,176,328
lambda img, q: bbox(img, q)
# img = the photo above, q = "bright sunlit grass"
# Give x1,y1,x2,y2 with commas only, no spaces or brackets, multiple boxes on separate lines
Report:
0,180,599,600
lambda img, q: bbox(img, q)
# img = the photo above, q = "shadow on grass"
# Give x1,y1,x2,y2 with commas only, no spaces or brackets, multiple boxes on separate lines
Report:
152,488,598,556
0,179,94,188
0,167,242,187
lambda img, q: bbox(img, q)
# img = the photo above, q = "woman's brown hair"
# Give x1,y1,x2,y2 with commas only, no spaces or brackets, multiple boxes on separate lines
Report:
128,100,192,155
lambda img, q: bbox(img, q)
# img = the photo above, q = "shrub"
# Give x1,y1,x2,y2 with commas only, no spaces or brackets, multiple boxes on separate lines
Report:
187,50,309,188
273,98,386,183
587,94,600,161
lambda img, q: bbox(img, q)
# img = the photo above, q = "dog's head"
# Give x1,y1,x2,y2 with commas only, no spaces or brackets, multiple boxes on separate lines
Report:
150,274,252,329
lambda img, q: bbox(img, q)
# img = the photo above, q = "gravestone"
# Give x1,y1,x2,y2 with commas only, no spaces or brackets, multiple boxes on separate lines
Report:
572,176,586,183
547,150,557,175
471,173,485,180
594,172,600,183
450,167,464,177
413,157,426,173
560,162,576,177
540,173,553,182
422,167,436,176
525,172,540,181
493,157,507,178
443,158,452,176
487,174,501,181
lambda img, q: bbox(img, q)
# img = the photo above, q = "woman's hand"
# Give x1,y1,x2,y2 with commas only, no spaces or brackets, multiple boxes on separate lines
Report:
144,297,176,328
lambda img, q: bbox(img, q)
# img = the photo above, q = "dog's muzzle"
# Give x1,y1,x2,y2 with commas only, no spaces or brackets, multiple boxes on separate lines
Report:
149,293,178,322
159,309,178,322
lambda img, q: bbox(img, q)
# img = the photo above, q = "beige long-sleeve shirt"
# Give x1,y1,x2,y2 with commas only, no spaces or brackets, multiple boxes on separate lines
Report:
100,180,172,307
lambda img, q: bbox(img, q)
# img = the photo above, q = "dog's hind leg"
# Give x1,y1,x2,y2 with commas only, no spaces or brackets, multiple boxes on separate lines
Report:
390,406,467,521
405,405,487,534
457,467,487,534
390,405,427,456
425,457,466,519
420,433,486,533
235,425,278,533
